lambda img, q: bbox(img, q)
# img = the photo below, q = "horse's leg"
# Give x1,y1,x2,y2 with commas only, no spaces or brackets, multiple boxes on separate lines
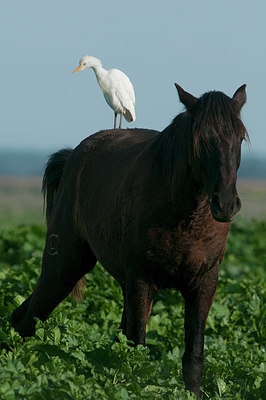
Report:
11,233,96,337
124,272,157,345
181,265,219,399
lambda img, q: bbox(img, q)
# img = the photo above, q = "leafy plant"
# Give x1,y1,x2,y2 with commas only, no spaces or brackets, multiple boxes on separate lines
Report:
0,219,265,399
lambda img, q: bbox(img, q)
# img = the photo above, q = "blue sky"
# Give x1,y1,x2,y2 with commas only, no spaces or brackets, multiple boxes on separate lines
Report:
0,0,266,156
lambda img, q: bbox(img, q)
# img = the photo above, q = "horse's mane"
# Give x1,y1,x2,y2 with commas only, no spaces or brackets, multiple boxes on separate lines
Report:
151,112,193,196
152,90,248,193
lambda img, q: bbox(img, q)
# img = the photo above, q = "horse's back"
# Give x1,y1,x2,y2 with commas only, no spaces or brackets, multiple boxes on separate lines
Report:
70,128,159,200
78,128,158,165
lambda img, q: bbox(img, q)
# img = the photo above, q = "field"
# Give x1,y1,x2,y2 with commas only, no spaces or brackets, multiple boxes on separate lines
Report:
0,178,265,399
0,178,43,226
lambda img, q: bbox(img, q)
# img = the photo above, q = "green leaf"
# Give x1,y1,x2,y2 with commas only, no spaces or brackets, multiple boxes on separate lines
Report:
53,326,61,345
32,344,72,361
217,377,227,396
13,295,26,306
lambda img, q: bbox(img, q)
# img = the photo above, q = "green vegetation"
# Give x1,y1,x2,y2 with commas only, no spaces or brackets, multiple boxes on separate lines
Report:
0,220,265,399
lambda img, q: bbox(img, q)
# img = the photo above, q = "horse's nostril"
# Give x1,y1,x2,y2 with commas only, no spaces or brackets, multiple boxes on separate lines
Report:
236,195,241,211
211,193,221,210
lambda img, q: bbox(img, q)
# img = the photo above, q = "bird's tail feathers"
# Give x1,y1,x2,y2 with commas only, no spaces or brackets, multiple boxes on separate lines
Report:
124,107,136,122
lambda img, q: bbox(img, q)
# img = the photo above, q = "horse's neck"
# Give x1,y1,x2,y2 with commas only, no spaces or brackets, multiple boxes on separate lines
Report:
150,117,204,215
152,117,191,188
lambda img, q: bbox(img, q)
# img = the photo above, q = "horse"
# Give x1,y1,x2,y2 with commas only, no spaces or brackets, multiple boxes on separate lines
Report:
11,83,248,398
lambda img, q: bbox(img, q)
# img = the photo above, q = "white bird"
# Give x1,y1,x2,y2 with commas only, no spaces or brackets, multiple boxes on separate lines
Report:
72,56,136,129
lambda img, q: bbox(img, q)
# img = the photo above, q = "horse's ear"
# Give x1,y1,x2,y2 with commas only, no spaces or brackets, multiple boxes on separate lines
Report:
175,83,198,113
233,84,247,114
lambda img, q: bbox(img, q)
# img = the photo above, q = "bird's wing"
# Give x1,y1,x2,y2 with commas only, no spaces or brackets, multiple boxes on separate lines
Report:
108,69,136,121
109,69,135,106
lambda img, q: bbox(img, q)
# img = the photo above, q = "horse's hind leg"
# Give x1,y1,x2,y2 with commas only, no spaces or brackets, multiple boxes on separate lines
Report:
11,232,96,337
181,266,219,399
123,270,157,345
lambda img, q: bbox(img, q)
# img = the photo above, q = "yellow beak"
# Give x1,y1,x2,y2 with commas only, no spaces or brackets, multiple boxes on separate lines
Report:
72,65,82,74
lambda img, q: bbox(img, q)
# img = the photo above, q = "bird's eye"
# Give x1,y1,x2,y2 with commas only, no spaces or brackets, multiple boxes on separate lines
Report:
83,63,86,66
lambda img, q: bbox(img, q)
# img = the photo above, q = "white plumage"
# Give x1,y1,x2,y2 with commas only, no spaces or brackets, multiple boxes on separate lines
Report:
72,56,136,129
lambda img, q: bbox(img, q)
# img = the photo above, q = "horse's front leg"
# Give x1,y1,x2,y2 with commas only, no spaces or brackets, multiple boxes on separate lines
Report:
124,270,157,345
182,265,219,399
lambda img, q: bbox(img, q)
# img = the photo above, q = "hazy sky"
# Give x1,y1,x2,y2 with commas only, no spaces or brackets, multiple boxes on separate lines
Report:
1,0,266,156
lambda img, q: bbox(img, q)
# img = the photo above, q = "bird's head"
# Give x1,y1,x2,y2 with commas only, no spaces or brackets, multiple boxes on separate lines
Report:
72,56,102,74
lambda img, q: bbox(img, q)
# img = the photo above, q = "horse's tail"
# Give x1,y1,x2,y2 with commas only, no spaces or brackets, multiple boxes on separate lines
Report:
42,148,86,301
42,148,73,223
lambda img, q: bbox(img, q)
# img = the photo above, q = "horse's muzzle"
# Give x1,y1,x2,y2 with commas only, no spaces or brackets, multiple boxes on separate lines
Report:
210,192,241,222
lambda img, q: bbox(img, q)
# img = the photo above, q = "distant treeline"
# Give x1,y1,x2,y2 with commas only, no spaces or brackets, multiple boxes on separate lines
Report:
0,151,51,177
238,156,266,179
0,151,265,179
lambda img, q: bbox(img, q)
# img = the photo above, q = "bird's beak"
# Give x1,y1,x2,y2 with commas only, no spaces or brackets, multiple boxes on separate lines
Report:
72,65,82,74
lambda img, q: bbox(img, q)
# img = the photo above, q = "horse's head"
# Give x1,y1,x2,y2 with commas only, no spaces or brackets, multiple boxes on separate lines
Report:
175,83,248,222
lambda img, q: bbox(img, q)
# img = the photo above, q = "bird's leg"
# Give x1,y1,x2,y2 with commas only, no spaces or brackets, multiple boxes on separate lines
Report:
114,112,117,129
119,113,123,129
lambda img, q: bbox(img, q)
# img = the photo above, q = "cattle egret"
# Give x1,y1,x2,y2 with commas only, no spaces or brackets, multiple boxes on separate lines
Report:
72,56,136,129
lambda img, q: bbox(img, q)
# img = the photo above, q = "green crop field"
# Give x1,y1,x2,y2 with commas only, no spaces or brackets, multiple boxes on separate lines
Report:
0,178,265,399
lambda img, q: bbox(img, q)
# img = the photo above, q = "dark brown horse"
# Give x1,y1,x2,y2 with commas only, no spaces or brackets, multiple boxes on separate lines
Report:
11,84,248,398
